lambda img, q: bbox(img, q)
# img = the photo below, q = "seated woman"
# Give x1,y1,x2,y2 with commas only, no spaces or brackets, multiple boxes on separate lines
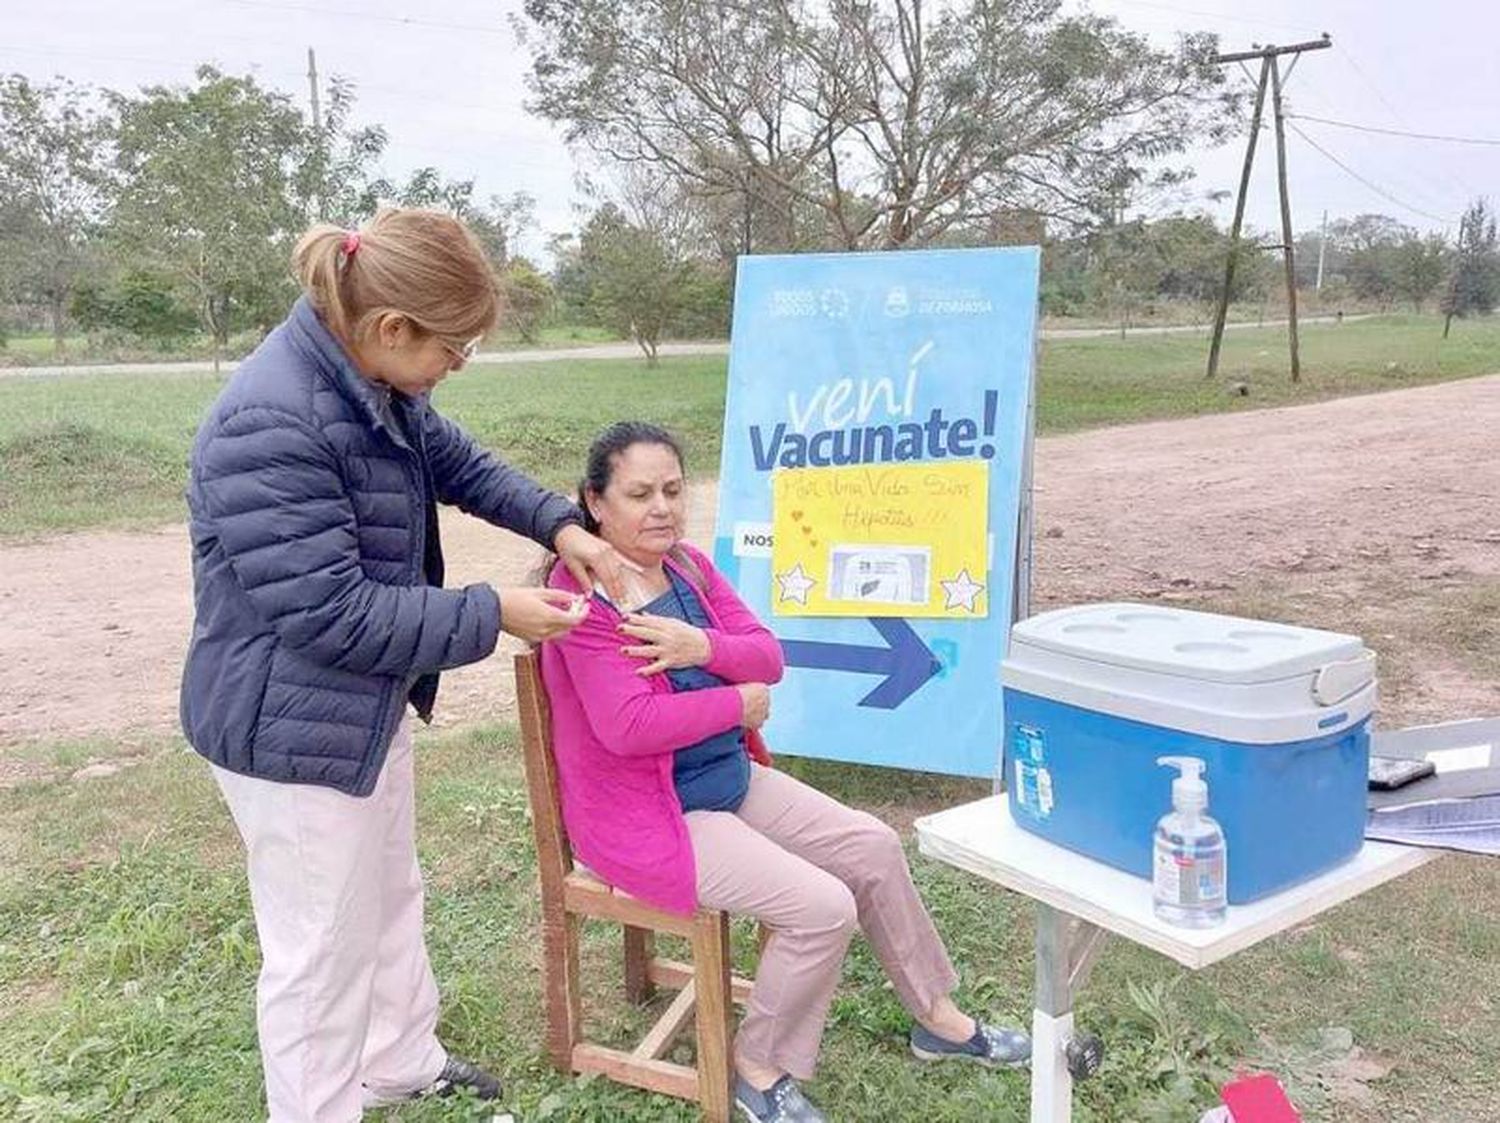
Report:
539,422,1029,1122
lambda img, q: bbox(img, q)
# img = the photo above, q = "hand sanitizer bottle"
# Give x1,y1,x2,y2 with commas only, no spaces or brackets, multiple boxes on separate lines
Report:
1153,756,1227,927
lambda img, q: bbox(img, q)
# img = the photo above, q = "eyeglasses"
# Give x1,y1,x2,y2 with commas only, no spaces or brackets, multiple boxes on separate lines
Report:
440,335,484,365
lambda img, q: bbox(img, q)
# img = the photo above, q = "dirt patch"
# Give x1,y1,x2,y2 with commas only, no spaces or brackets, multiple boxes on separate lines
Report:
2,374,1498,754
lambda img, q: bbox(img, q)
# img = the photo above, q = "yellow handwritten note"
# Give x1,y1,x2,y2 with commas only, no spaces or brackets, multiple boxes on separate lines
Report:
771,461,989,617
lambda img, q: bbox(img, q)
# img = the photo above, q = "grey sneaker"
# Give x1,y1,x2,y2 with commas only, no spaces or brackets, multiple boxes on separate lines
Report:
734,1074,830,1122
910,1021,1031,1068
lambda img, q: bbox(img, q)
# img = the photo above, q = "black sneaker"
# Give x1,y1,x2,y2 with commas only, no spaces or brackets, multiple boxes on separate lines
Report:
424,1055,503,1100
365,1055,503,1107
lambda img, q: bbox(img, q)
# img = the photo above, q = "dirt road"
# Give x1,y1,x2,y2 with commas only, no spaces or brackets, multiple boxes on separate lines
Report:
2,374,1496,753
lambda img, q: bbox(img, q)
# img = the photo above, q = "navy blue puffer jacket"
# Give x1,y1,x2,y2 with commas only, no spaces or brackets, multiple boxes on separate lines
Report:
181,297,580,796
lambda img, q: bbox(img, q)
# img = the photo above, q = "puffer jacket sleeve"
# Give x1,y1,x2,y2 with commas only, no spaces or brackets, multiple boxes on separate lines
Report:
420,407,582,548
195,405,501,676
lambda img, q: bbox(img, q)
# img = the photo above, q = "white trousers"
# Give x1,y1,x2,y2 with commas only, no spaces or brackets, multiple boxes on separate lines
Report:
213,719,446,1123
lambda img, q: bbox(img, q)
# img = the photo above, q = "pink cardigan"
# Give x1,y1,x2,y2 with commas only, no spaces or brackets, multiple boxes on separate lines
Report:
540,544,784,915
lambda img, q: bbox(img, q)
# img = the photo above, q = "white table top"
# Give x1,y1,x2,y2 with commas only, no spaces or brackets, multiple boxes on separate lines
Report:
915,796,1435,969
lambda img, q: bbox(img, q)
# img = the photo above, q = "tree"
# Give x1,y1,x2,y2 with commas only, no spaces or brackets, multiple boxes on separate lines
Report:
471,192,537,269
0,75,113,355
1442,198,1500,337
517,0,1235,251
499,257,554,343
296,74,390,226
1327,213,1410,307
579,204,696,363
108,67,309,369
1392,233,1449,312
547,230,595,323
71,268,198,344
1089,220,1155,335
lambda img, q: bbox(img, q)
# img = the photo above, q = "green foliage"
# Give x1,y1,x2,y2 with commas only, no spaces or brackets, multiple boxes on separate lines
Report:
1305,214,1451,312
1441,198,1499,328
518,0,1236,250
106,67,309,362
1391,234,1449,311
578,205,708,362
1074,213,1272,328
0,75,113,353
499,257,555,344
295,74,390,226
70,270,198,344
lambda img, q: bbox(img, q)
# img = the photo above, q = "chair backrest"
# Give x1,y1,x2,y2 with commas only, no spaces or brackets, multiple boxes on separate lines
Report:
514,650,574,894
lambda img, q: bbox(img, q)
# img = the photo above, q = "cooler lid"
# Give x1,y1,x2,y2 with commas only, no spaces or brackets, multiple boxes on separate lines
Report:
1010,602,1367,685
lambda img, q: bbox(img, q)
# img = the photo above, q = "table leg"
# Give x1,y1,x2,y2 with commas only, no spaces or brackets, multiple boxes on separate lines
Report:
1030,904,1107,1123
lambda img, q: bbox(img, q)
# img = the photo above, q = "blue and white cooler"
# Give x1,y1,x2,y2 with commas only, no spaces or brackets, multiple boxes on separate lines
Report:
1001,603,1376,904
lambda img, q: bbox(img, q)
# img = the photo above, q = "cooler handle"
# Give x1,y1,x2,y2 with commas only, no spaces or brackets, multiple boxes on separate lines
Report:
1312,650,1376,706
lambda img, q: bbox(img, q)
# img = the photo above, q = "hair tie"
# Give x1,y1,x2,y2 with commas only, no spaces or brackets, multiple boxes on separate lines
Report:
341,230,360,258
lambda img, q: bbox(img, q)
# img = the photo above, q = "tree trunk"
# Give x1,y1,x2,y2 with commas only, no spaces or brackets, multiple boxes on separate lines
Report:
51,293,67,358
633,327,657,365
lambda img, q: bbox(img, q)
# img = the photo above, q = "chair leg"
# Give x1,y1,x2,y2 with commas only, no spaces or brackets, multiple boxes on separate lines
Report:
623,924,657,1005
541,904,583,1071
691,910,734,1123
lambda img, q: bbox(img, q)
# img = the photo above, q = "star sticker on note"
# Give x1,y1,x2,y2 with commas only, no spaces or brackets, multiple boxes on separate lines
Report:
941,568,985,612
775,563,817,605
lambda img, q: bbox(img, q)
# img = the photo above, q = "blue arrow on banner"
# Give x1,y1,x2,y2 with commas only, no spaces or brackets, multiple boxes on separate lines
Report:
780,618,943,709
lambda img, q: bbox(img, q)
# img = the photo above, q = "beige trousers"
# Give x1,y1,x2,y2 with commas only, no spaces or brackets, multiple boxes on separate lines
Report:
686,764,960,1080
212,720,446,1123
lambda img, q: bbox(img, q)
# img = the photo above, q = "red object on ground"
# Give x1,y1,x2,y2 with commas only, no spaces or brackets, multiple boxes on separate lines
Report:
1221,1073,1302,1122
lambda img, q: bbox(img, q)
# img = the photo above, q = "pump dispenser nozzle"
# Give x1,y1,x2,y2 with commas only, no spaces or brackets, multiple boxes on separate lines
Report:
1157,755,1208,814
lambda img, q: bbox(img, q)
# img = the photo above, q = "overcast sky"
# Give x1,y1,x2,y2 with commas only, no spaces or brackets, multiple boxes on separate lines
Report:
5,0,1497,258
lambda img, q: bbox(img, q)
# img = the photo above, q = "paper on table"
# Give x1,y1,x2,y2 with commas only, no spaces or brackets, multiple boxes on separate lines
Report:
1365,794,1500,855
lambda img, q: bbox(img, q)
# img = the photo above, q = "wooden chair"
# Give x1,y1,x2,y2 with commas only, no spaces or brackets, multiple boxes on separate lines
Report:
514,650,756,1123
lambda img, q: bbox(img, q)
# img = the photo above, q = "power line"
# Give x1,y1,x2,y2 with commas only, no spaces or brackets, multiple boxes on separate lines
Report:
0,41,553,135
1340,48,1411,131
1286,113,1500,148
1287,122,1454,226
219,0,509,36
1097,0,1323,36
0,43,568,176
1337,45,1486,202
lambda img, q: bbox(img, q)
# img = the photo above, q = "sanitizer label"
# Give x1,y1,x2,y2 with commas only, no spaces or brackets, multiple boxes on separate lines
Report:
1154,845,1225,907
1011,724,1054,820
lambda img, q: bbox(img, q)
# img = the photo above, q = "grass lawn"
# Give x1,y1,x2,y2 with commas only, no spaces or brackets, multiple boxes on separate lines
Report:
2,313,1498,539
1,729,1496,1122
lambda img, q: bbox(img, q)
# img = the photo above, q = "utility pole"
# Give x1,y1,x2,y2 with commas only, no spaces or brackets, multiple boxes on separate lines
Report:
1206,35,1332,380
1316,209,1328,291
1206,58,1270,381
306,47,321,132
1268,54,1302,380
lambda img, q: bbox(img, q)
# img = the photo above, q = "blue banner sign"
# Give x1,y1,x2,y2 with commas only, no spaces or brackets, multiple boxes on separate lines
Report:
713,248,1040,777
